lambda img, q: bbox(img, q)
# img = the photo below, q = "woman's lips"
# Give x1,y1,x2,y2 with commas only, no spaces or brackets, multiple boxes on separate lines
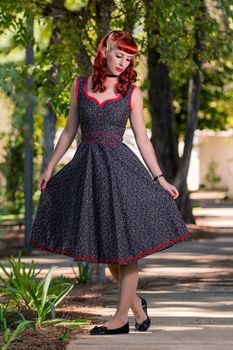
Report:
115,67,123,72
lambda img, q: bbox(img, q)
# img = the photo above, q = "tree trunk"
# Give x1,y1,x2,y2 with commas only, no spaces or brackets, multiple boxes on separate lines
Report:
175,70,201,223
175,1,206,222
148,47,179,182
41,9,63,172
95,0,116,42
24,18,34,252
42,104,56,172
146,2,206,223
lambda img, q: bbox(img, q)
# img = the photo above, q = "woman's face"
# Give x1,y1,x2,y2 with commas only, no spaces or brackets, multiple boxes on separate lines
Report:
104,45,134,76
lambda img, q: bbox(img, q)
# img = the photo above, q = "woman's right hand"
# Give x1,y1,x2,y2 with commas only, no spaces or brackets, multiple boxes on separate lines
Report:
38,167,53,192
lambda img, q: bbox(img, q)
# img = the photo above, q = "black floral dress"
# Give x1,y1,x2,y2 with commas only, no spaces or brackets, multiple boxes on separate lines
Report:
29,76,191,265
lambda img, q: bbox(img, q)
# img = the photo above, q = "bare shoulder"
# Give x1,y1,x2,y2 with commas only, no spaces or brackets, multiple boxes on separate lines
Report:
131,85,143,110
71,77,80,99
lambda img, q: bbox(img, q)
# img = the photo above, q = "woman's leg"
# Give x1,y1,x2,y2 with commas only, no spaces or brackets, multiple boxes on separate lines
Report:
107,263,147,323
101,261,147,329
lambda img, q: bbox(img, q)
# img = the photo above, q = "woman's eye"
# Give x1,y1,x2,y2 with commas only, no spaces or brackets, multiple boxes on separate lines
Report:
116,55,131,62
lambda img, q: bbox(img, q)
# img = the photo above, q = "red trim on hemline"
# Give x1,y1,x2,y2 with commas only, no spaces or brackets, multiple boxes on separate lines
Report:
29,231,191,264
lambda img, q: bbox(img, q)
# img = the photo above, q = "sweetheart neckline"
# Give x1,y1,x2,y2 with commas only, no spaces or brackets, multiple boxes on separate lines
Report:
84,76,124,107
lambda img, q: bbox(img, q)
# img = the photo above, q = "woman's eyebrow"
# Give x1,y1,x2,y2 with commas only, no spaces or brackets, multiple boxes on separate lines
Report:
117,51,134,58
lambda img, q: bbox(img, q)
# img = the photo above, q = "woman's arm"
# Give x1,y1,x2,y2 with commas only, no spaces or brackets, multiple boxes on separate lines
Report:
130,86,179,199
38,79,79,191
45,79,80,173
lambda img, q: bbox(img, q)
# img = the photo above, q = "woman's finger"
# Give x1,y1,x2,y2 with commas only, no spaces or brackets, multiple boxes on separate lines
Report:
38,178,47,191
170,187,179,199
38,181,42,191
41,180,47,191
174,188,179,199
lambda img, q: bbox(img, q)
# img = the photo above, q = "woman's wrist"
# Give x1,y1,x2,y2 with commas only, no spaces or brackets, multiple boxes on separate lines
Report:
45,164,54,174
153,173,164,181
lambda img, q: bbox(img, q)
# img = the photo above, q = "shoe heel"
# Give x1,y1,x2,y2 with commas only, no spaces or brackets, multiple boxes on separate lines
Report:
134,294,151,331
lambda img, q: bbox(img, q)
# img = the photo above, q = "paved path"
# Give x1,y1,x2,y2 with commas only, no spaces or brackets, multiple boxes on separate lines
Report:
67,192,233,349
67,237,233,349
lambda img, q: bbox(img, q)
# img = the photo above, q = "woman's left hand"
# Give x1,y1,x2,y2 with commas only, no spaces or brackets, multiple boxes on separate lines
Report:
158,177,179,199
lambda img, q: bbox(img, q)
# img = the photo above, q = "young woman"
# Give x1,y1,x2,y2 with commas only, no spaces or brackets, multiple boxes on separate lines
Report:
29,30,191,335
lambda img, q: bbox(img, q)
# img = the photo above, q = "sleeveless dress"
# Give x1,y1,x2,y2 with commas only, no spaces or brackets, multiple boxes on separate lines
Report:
29,76,191,265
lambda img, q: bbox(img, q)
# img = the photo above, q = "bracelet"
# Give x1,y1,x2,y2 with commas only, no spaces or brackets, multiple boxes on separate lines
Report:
153,173,164,181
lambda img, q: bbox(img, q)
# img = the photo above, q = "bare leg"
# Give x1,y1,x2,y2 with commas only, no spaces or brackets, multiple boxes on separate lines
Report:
107,263,147,323
101,261,146,329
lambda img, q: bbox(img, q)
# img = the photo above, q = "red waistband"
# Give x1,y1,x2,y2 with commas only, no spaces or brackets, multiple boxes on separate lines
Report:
81,130,123,144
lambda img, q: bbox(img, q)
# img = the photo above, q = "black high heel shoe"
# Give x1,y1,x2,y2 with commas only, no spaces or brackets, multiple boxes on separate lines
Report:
90,321,129,335
134,294,151,331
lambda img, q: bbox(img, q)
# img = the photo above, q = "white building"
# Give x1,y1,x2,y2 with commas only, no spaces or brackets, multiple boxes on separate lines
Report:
185,129,233,197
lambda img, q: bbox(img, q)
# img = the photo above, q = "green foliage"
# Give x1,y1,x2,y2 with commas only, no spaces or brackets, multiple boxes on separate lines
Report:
204,160,221,189
198,61,233,130
172,64,233,136
33,266,74,327
0,62,39,208
71,261,90,283
56,329,71,343
0,1,45,45
0,252,89,328
0,253,90,348
1,321,34,350
0,303,35,350
0,252,44,312
145,0,233,135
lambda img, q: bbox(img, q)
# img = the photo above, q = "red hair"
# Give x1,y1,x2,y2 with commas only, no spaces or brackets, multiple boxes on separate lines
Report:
91,30,138,97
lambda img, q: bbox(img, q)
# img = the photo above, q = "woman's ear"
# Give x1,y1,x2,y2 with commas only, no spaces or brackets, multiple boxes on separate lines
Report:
103,47,106,58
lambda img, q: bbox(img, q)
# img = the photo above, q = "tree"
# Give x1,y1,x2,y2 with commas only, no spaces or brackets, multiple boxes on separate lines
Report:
142,0,233,222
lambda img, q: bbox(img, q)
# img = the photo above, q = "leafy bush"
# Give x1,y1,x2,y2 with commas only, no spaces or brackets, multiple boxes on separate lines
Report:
204,160,221,189
0,252,90,328
71,261,90,284
0,303,34,350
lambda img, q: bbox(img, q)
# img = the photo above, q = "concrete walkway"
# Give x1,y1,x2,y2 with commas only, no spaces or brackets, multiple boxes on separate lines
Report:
67,191,233,349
